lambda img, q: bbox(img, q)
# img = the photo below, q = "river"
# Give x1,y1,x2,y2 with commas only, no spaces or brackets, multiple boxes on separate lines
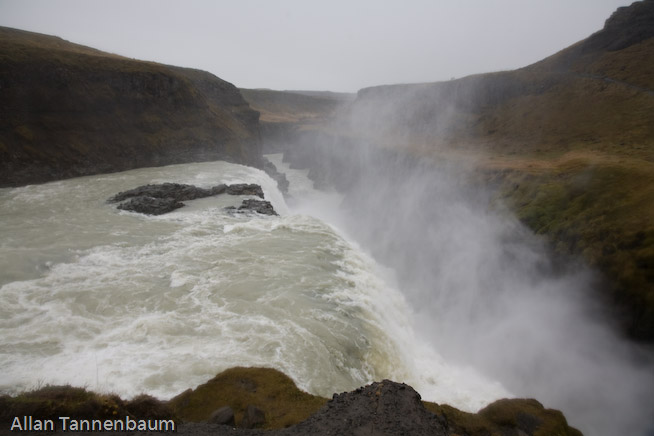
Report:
1,154,652,436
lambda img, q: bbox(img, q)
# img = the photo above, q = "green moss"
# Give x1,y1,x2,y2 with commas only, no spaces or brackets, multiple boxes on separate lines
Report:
479,399,582,436
424,402,491,436
424,398,582,436
168,367,327,429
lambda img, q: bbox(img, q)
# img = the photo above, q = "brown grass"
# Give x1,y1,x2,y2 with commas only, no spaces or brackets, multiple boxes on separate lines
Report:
0,385,174,424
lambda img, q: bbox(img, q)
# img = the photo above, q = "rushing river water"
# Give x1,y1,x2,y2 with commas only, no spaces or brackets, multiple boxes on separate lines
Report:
0,156,506,411
1,154,653,436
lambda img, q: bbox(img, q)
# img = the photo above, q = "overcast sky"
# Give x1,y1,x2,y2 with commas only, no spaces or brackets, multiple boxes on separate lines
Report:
0,0,634,92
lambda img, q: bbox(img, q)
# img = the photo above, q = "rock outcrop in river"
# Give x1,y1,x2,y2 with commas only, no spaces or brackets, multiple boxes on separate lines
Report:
107,183,276,215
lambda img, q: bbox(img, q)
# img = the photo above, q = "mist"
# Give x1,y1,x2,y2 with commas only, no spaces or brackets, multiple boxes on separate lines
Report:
276,94,654,436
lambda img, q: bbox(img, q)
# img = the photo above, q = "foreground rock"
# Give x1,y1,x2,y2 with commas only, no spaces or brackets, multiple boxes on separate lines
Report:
240,405,266,429
208,406,235,427
282,380,448,436
172,381,446,435
108,182,275,216
0,367,582,436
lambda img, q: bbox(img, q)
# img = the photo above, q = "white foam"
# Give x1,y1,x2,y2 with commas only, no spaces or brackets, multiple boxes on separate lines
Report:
0,158,509,414
266,154,511,409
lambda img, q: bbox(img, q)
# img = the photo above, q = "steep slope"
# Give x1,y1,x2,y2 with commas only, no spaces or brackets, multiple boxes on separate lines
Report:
0,27,261,187
480,1,654,341
296,1,654,340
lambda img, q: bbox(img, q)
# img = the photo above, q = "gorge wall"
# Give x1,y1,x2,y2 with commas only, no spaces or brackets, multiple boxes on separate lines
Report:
0,26,262,188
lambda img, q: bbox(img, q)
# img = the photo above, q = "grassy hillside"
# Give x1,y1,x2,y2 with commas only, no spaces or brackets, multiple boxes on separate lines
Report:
0,27,261,187
480,2,654,340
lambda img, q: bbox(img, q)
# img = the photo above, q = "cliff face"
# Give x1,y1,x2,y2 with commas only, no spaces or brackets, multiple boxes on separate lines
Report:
0,26,262,187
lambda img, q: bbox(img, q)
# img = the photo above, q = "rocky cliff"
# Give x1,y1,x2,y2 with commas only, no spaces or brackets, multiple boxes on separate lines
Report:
0,26,262,187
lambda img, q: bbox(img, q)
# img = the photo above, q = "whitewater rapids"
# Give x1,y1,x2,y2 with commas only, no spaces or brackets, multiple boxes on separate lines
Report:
0,157,507,412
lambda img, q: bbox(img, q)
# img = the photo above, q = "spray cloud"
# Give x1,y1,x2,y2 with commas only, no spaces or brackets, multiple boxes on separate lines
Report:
279,81,654,436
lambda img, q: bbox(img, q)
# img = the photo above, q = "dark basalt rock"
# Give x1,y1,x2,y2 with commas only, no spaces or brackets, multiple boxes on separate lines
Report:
225,184,264,198
208,406,235,427
585,0,654,52
108,183,225,203
172,381,448,435
117,196,184,215
226,199,278,216
263,161,290,195
240,199,277,216
109,182,272,216
240,405,266,429
283,380,448,436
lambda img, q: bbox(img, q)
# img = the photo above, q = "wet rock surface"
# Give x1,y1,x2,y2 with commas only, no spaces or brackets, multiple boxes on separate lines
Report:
108,182,275,216
116,196,185,215
108,183,226,203
226,199,278,216
225,183,264,198
263,160,290,194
